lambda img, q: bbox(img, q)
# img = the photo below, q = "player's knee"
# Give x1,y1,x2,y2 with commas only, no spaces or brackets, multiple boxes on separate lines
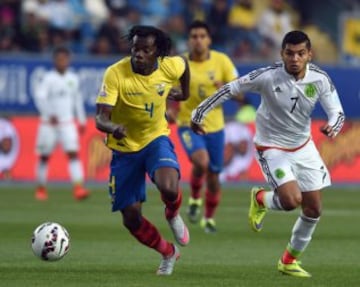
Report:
193,161,208,175
280,193,302,211
157,180,178,200
303,206,322,218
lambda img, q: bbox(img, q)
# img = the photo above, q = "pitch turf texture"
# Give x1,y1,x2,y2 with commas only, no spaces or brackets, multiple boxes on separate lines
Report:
1,184,359,287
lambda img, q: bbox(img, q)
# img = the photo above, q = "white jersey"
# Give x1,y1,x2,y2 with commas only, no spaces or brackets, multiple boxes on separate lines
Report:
192,62,345,148
34,69,86,125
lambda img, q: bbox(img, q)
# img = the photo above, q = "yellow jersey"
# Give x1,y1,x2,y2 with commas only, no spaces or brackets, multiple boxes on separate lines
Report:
177,50,238,132
96,56,185,152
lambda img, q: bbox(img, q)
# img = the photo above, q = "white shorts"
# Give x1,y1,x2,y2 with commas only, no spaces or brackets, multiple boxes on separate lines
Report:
36,122,79,155
255,139,331,192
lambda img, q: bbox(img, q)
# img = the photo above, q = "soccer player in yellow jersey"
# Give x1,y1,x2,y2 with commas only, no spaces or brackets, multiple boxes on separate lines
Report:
177,21,239,233
95,26,190,276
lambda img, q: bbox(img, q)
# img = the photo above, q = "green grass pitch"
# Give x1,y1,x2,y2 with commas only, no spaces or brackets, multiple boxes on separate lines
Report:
0,183,359,287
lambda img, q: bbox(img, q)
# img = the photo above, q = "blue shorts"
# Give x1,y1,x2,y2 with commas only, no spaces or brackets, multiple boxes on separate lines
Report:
177,127,225,173
108,136,180,212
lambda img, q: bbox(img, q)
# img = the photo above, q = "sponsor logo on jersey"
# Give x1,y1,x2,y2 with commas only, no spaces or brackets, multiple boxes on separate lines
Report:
305,83,317,98
274,86,282,93
155,83,166,96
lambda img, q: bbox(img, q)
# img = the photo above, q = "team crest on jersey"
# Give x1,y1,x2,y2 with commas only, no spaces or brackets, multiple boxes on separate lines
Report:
304,83,317,98
99,84,107,97
208,71,215,81
155,83,166,96
275,168,285,179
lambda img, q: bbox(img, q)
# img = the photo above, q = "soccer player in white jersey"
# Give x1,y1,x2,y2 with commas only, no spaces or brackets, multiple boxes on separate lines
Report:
191,31,345,277
34,46,89,201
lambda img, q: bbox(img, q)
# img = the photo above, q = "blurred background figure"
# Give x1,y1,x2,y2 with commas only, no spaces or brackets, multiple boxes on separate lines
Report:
219,105,256,182
0,117,20,180
206,0,230,52
257,0,293,60
33,46,89,201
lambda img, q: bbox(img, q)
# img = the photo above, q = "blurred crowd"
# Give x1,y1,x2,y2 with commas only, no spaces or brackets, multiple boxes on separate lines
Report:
0,0,358,63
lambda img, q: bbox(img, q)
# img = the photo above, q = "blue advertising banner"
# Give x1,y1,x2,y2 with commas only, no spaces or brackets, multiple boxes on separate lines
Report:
0,56,359,118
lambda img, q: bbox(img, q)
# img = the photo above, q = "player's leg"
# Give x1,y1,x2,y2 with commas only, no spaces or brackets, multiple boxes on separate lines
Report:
111,149,178,275
35,123,56,200
200,129,225,233
146,136,189,247
278,140,329,277
60,123,89,200
188,149,208,222
278,190,321,278
178,127,208,223
121,203,179,276
249,149,301,231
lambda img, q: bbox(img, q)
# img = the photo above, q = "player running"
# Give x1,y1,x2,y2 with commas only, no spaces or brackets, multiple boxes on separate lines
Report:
170,20,239,233
191,30,345,277
95,25,190,275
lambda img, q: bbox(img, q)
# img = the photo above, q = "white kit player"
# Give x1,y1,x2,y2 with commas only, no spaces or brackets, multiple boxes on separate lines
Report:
34,46,89,201
191,31,345,277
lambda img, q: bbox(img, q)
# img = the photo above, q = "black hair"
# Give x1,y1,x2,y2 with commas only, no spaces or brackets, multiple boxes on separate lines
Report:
188,20,211,36
53,46,71,58
281,30,311,50
127,25,172,58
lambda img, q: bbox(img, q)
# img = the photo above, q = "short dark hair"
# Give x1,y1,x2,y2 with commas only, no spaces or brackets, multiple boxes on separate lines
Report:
188,20,211,36
53,46,71,57
281,30,311,50
128,25,172,58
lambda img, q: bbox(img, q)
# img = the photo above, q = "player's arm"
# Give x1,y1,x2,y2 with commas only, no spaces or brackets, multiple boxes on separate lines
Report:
95,104,126,139
33,75,50,117
191,71,263,134
191,84,234,135
319,85,345,138
168,56,190,101
74,76,87,134
95,67,126,139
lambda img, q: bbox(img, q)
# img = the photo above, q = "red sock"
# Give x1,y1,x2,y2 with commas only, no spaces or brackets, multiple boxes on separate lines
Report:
130,217,173,257
205,190,221,218
256,189,265,207
190,174,205,199
162,191,182,220
281,249,296,264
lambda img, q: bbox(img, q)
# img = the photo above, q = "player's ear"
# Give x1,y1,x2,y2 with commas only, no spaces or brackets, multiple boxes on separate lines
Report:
308,49,313,62
280,49,284,59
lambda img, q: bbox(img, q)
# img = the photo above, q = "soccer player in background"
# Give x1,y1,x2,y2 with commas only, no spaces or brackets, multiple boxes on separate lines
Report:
191,31,345,277
168,20,239,233
34,46,89,201
95,25,190,276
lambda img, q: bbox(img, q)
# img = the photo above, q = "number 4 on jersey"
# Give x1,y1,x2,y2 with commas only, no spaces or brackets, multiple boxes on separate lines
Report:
145,102,154,117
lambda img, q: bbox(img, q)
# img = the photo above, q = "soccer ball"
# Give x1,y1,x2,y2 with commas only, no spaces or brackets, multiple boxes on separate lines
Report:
31,222,70,261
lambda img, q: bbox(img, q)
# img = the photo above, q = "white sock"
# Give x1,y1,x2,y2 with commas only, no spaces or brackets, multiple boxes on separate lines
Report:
68,159,84,184
37,160,48,186
288,213,320,256
263,191,284,210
